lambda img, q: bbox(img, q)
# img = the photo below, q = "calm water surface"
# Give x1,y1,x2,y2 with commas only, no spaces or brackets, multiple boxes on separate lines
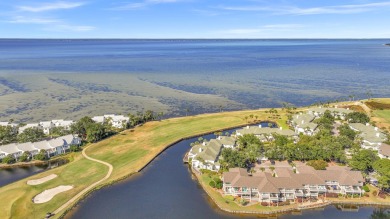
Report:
0,159,68,187
67,130,389,219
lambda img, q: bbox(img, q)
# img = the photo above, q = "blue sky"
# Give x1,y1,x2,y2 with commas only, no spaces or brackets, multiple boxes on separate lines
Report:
1,0,390,38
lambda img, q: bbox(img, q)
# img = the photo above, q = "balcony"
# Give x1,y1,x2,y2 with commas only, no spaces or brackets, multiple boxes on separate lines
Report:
343,186,362,194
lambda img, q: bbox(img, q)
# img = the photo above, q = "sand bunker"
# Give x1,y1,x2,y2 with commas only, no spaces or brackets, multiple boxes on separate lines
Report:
27,174,57,185
33,185,73,204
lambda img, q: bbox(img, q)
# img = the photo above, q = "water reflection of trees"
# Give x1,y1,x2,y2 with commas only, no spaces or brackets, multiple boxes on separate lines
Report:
370,208,390,219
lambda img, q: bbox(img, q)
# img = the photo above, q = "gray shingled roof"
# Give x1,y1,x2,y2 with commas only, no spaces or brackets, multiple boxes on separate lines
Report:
218,136,236,146
0,143,21,154
307,107,352,115
16,142,36,151
349,123,387,143
237,126,296,137
196,139,223,162
291,114,318,130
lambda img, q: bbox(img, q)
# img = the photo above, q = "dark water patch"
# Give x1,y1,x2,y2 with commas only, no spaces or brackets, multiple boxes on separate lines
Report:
0,77,29,92
48,78,121,93
153,81,218,95
66,127,386,219
0,158,69,187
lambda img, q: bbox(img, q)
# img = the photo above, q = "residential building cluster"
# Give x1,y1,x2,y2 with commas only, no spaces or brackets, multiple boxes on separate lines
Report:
290,107,353,136
349,123,389,159
19,120,74,135
189,106,389,175
189,124,297,172
222,161,364,204
92,114,129,129
189,136,236,171
0,114,130,137
236,125,297,142
0,134,81,160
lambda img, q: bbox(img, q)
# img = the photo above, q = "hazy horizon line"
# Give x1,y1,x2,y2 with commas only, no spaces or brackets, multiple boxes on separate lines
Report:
0,38,389,40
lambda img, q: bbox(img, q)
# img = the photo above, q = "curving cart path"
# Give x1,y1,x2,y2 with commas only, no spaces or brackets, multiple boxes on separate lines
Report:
53,144,113,215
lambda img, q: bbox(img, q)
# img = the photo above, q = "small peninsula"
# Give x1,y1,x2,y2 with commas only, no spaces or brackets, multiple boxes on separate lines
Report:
0,98,390,219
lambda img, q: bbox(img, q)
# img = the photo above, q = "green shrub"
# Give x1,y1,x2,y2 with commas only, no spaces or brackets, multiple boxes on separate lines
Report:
225,195,235,202
214,178,223,189
70,145,80,152
209,181,216,188
307,160,328,170
362,185,370,192
2,154,15,164
240,198,247,206
19,152,31,162
34,150,47,161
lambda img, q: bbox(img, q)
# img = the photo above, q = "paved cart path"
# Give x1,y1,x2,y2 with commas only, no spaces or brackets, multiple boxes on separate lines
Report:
53,145,113,215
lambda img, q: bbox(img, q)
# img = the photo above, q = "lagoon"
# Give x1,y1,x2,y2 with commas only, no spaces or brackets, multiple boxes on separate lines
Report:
66,129,388,219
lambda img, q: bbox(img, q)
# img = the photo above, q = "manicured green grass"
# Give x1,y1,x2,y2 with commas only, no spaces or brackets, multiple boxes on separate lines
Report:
86,109,287,180
0,109,287,219
0,153,108,219
373,110,390,123
4,100,389,219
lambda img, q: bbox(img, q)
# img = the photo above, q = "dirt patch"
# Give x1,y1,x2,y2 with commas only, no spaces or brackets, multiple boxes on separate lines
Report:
342,105,365,113
366,101,390,110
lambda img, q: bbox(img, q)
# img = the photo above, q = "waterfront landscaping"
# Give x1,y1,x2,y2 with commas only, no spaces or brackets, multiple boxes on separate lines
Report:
0,108,287,219
0,99,389,219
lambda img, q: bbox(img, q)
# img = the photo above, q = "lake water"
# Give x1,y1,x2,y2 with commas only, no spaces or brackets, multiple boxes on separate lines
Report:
0,159,68,187
66,129,389,219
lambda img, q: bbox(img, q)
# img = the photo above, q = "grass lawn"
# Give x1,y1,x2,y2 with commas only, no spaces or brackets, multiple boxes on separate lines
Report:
85,109,290,181
0,108,289,219
373,110,390,123
364,98,390,131
1,98,389,219
0,153,108,219
327,185,390,204
198,173,298,213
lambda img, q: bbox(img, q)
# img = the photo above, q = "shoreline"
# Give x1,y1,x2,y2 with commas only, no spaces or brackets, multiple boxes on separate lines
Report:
0,156,69,169
191,166,390,216
57,120,270,218
1,99,388,219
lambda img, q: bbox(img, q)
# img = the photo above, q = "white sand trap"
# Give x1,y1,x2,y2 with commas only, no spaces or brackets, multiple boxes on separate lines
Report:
33,185,73,204
27,174,58,185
